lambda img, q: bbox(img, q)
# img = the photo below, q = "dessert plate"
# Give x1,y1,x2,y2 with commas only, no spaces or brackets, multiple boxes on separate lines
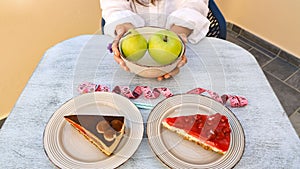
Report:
44,92,144,168
147,94,245,168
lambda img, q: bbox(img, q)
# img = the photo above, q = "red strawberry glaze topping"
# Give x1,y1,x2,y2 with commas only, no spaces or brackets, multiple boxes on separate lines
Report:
163,113,231,153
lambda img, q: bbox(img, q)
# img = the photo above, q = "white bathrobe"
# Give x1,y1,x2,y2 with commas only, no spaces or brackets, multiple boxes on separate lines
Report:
100,0,210,44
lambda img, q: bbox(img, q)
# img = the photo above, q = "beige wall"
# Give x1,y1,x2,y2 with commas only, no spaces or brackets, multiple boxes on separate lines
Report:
0,0,101,119
216,0,300,58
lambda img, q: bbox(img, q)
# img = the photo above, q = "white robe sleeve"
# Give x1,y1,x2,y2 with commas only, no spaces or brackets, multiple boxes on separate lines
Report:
100,0,145,37
166,0,210,44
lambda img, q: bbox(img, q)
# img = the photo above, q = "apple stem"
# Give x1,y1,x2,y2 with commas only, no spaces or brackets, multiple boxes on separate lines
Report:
163,35,168,42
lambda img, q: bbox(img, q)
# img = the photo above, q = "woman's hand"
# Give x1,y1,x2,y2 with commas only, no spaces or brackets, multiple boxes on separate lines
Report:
111,23,134,71
156,25,192,81
157,54,187,81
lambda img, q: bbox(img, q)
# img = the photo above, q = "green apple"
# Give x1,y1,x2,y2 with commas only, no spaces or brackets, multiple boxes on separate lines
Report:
120,29,147,61
148,30,182,65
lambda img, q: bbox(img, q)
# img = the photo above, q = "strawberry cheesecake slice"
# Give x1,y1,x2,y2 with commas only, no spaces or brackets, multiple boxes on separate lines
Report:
162,113,231,154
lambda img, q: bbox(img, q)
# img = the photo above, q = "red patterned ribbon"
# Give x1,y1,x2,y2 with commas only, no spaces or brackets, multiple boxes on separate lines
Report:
78,82,248,108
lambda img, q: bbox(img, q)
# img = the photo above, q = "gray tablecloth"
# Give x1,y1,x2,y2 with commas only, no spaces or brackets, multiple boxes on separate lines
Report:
1,35,300,168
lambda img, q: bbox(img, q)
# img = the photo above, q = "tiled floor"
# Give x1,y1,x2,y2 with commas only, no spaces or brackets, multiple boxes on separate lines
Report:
226,23,300,138
1,24,300,138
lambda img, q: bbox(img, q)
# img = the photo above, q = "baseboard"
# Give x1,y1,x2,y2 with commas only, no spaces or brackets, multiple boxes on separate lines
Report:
226,22,300,68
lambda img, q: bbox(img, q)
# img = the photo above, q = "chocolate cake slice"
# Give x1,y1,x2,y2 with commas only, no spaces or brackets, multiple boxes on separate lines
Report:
64,115,125,156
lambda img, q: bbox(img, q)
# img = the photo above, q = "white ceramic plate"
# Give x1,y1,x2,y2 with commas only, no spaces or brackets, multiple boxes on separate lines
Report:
44,92,144,169
147,94,245,168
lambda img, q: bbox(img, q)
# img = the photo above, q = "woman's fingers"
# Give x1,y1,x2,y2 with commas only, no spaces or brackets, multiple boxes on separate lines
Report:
112,23,134,71
177,54,187,68
157,76,164,81
156,54,187,81
177,33,188,44
112,24,127,57
164,67,180,79
112,40,120,56
157,67,180,81
114,54,130,71
160,55,186,79
113,48,130,71
112,34,129,71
